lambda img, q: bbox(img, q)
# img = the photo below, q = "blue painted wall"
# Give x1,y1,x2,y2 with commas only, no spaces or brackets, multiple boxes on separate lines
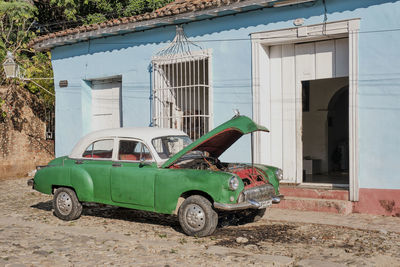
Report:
51,0,400,189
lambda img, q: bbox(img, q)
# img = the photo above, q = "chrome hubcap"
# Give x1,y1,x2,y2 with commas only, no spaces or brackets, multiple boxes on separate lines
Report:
186,204,205,230
56,192,72,215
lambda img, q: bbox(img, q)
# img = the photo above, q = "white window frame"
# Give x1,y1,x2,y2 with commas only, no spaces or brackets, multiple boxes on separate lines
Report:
152,49,213,140
251,19,360,201
80,138,116,161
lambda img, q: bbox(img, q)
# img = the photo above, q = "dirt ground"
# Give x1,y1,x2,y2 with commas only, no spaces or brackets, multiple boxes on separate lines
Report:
0,177,399,266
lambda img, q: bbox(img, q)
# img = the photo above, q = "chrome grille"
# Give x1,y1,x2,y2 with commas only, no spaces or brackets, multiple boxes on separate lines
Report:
241,184,275,202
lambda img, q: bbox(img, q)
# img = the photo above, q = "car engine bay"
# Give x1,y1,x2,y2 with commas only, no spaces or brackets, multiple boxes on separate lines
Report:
170,151,268,188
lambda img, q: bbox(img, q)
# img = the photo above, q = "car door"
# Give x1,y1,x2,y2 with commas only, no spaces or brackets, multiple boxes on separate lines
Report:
71,138,115,202
110,138,157,209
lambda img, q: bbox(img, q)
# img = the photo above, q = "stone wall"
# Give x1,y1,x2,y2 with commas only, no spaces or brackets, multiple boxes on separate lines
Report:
0,85,54,179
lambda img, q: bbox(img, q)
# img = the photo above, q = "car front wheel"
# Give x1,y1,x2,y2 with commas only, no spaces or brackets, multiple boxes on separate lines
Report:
178,195,218,237
53,187,83,221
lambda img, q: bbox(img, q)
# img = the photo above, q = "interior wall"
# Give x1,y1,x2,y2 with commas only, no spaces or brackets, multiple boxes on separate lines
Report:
302,77,348,173
328,87,349,172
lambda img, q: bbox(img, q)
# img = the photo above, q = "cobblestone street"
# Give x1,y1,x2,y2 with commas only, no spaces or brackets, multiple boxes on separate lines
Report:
0,178,399,266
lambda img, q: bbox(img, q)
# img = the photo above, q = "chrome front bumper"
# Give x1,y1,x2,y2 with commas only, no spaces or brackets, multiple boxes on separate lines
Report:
214,196,281,211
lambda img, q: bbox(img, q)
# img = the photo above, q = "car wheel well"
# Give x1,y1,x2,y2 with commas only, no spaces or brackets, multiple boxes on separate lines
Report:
174,191,214,215
180,190,213,203
52,185,76,195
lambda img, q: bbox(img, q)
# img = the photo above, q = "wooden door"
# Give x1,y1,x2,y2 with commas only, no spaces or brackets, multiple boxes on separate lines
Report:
91,78,121,131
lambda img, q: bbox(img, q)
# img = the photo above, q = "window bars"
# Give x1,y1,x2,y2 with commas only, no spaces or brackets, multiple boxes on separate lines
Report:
152,26,211,140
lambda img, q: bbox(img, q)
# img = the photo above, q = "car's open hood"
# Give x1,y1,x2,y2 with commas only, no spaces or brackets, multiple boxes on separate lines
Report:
161,115,269,168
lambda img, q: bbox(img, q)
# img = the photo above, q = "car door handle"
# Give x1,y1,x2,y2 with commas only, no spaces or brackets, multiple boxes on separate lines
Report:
75,160,83,165
112,163,122,167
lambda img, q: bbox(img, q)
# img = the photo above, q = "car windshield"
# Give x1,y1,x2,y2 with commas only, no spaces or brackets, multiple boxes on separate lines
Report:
152,135,193,159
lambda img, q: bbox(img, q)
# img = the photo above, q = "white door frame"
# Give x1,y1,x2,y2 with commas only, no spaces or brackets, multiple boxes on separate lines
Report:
251,19,360,201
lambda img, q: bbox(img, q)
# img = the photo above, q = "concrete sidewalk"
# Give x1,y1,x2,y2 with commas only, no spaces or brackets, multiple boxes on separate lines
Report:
266,208,400,233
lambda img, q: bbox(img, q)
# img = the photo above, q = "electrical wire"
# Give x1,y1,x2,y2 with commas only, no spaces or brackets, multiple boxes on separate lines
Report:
24,79,55,96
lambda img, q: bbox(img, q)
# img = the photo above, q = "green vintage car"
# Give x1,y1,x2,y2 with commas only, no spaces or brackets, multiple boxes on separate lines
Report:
29,115,283,236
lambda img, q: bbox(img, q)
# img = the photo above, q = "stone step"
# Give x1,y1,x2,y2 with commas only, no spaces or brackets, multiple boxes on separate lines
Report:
279,186,349,201
272,196,353,215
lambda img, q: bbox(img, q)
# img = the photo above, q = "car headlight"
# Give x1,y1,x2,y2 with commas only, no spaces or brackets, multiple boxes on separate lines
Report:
275,169,283,181
228,176,239,191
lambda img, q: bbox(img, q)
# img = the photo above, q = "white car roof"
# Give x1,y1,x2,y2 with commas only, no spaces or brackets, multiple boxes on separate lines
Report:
69,127,188,159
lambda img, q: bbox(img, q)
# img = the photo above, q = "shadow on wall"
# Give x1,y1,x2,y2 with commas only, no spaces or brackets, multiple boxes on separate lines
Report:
51,0,397,60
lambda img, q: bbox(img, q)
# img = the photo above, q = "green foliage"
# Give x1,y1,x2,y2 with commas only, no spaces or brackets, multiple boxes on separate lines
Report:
124,0,147,16
0,1,54,107
146,0,171,11
85,13,107,24
22,52,55,106
0,0,35,78
47,0,173,25
0,1,37,52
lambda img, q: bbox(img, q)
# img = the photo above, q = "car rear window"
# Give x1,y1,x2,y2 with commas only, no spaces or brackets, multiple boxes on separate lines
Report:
82,139,114,159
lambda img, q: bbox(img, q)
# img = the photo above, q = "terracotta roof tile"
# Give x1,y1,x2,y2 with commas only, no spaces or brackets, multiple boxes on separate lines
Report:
30,0,263,49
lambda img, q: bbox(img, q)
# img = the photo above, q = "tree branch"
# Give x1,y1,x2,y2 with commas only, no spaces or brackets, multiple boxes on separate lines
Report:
5,18,13,44
14,19,34,53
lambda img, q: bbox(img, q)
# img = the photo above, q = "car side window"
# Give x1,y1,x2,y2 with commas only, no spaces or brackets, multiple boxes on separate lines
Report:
82,139,114,159
118,140,153,161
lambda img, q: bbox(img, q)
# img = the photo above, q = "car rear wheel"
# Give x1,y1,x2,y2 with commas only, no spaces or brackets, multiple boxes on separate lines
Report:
178,195,218,237
53,187,82,221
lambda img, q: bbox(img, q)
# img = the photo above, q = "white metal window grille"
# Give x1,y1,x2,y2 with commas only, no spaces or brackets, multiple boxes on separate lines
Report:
152,55,211,140
152,26,211,140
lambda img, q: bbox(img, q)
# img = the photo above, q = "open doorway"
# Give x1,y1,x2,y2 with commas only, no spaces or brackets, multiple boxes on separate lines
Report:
302,77,349,184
